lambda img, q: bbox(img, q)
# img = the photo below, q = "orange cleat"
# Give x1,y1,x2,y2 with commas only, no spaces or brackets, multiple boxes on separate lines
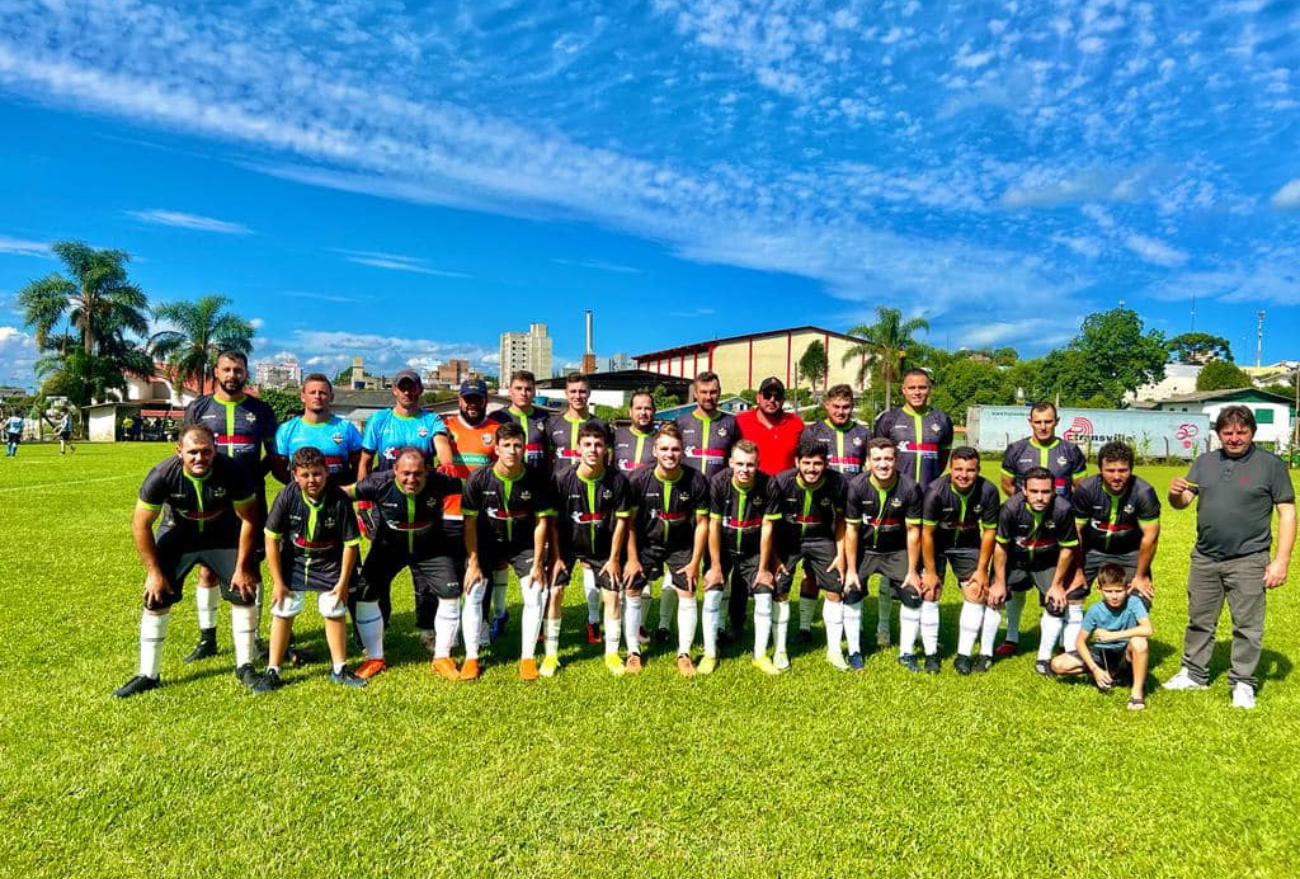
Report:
625,653,643,675
519,658,540,681
586,621,601,644
356,658,387,679
458,658,482,681
431,657,459,680
676,653,696,678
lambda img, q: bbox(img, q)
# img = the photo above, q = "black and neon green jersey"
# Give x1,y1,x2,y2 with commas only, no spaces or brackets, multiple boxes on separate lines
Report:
613,424,656,474
995,493,1079,568
630,465,709,553
137,454,256,542
872,405,953,489
552,466,632,562
353,470,461,557
265,486,360,565
545,413,613,476
1071,474,1160,557
675,410,739,479
845,472,922,555
766,468,845,550
1001,436,1087,498
800,420,872,475
920,475,1000,554
462,464,556,558
709,468,772,560
182,394,278,480
489,406,552,473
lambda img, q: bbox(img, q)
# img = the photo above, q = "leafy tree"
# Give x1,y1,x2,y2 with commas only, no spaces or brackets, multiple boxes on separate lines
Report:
1168,332,1233,364
334,366,355,387
842,306,930,412
257,387,303,424
34,330,153,407
651,384,680,410
796,340,828,394
930,358,1015,423
1030,308,1167,407
18,241,148,357
1196,360,1252,391
150,295,254,396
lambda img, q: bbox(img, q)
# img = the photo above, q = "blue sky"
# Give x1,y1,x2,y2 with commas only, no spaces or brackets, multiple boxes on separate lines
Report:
1,0,1298,388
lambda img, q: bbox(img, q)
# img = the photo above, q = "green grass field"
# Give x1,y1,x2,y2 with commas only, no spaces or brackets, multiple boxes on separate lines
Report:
3,443,1299,879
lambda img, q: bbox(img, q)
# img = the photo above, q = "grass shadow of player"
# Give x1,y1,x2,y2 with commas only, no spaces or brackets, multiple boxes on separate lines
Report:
1206,640,1292,689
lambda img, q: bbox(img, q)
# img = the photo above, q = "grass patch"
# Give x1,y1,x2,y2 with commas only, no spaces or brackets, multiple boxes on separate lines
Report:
2,443,1298,878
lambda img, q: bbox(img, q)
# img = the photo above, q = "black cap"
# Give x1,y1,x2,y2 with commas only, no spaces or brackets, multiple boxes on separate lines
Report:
758,376,785,397
459,379,488,397
394,368,422,386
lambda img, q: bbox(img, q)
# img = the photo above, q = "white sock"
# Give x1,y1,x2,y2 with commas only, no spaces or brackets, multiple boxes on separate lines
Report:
604,605,621,656
230,604,258,668
773,600,790,654
544,618,562,658
461,580,486,661
332,661,345,674
877,589,892,635
195,585,219,630
842,601,862,655
492,569,509,617
823,601,845,660
898,604,922,655
434,599,459,659
583,567,600,625
520,578,543,661
957,601,982,657
677,594,698,656
658,585,677,633
980,605,1002,656
1038,612,1064,661
920,601,940,657
1063,604,1084,654
1005,591,1026,643
702,590,723,658
754,593,773,658
139,612,169,678
357,600,384,660
623,594,643,655
799,596,816,631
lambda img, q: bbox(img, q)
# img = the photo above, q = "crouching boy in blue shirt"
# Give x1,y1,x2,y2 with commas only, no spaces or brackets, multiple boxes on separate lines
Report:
1050,562,1152,710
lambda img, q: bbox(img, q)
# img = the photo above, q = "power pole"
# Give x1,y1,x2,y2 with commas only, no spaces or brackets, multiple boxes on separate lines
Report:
1256,310,1265,368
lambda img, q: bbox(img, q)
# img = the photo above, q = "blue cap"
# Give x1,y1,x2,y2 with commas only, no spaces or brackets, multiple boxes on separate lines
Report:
459,379,488,397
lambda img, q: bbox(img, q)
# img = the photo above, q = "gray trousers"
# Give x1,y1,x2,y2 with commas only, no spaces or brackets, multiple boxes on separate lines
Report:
1182,549,1269,688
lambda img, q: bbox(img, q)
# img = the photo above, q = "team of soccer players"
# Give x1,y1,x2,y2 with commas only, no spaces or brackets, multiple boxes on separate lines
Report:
122,361,1261,712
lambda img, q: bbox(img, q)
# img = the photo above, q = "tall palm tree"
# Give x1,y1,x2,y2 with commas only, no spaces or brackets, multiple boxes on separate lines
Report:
150,295,254,395
841,306,931,412
18,241,149,356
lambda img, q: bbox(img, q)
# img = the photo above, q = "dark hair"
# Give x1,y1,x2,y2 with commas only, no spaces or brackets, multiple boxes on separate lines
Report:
394,446,429,468
495,421,526,443
867,437,896,453
1029,401,1058,418
901,368,931,385
178,423,215,446
694,371,720,386
509,370,536,385
1095,563,1129,590
1214,405,1256,435
826,384,854,402
566,372,589,387
795,437,827,461
950,445,979,464
630,389,656,409
216,350,248,368
1022,466,1053,487
302,373,333,389
577,423,607,442
1097,441,1134,469
291,446,327,470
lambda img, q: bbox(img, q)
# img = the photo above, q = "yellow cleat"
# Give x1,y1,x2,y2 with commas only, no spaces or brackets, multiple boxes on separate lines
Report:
697,655,718,675
752,655,783,676
540,655,561,678
604,653,626,676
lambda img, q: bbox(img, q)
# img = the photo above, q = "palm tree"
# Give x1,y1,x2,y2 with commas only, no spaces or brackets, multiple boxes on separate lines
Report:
18,241,149,357
149,295,254,395
841,306,931,412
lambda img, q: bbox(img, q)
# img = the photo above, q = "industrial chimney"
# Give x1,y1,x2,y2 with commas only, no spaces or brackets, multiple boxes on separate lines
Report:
581,310,597,374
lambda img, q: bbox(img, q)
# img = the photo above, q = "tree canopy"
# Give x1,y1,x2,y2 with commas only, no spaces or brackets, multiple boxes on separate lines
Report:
842,306,930,412
150,295,254,396
1196,360,1252,392
1168,332,1233,364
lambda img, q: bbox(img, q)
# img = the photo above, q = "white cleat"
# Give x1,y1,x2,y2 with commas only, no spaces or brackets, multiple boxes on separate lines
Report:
1231,682,1256,710
826,651,849,671
1163,668,1209,691
773,651,790,671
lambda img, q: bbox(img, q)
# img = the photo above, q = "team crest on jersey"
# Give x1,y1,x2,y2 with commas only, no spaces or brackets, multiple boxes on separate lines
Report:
418,426,429,438
332,433,344,444
247,413,257,423
1123,504,1134,514
602,489,613,500
819,497,831,506
520,491,532,500
973,504,984,512
1057,456,1068,466
427,497,439,508
853,437,863,446
212,487,227,498
891,497,902,507
482,433,494,445
931,423,941,432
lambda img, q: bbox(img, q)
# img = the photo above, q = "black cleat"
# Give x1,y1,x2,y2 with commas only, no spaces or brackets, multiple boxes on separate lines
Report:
974,655,993,673
654,628,672,646
716,628,733,648
796,628,814,645
252,669,283,694
254,637,270,662
183,628,218,663
1034,659,1054,677
897,653,922,673
954,654,974,676
330,668,368,688
924,655,941,675
114,674,160,698
288,646,314,667
236,663,260,689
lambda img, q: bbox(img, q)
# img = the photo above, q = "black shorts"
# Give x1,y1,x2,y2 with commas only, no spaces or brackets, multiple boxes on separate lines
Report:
1007,565,1057,596
357,545,464,602
146,530,253,611
1085,645,1132,680
276,553,356,593
721,554,760,595
58,429,71,440
631,544,695,594
484,548,539,582
851,550,911,601
553,555,618,591
932,550,982,585
776,540,841,597
1083,550,1152,608
6,432,19,445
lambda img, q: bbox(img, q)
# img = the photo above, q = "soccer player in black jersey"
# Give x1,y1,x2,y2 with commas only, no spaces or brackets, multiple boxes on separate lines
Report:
180,350,277,664
991,467,1081,675
758,438,847,671
626,423,710,676
489,370,552,473
704,440,770,674
613,389,657,475
920,447,1000,674
115,425,262,697
255,448,366,692
549,424,633,676
462,421,556,681
999,402,1087,499
345,448,464,680
843,438,923,672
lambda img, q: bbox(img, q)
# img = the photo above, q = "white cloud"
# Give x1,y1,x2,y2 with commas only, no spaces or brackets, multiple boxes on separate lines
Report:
0,235,51,258
281,329,496,374
0,326,38,386
1125,233,1189,268
124,209,252,234
1270,179,1300,209
249,317,265,330
332,249,470,278
551,258,643,274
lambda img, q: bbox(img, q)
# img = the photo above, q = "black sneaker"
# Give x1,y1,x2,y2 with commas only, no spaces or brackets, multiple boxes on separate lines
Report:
252,669,283,694
897,653,922,673
654,628,672,646
254,637,270,662
235,663,260,688
954,654,974,676
796,628,814,645
924,655,941,675
114,674,160,698
974,655,994,673
183,629,218,663
716,628,733,648
1034,659,1053,677
330,668,368,688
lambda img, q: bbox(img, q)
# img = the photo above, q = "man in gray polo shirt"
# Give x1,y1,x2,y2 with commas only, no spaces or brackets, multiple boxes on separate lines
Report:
1165,405,1295,709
